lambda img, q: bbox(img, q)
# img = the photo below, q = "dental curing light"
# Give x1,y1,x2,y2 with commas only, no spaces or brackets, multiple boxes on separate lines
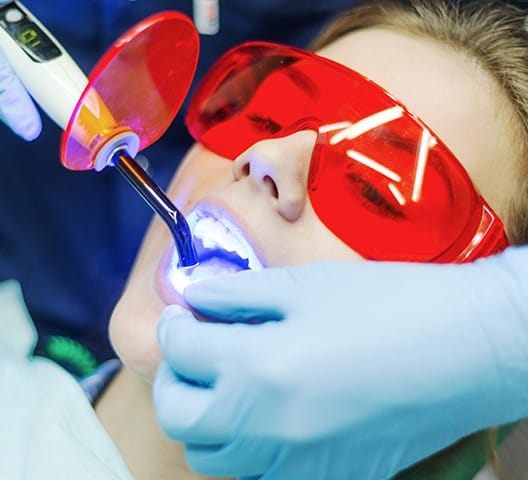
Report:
0,2,199,267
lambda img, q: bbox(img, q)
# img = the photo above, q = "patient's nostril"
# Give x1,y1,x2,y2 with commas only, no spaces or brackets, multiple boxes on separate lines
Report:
243,163,250,177
263,174,279,199
233,160,250,180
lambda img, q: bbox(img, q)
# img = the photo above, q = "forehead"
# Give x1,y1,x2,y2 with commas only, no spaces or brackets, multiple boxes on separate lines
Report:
316,27,518,220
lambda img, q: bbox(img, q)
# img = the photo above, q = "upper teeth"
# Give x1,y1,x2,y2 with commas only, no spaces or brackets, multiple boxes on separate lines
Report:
191,212,263,271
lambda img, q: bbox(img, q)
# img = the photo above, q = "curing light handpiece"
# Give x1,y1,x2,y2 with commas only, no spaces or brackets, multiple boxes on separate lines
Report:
112,150,198,268
0,1,199,268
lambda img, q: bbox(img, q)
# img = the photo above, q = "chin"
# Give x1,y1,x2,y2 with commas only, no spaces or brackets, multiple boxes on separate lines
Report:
109,286,166,381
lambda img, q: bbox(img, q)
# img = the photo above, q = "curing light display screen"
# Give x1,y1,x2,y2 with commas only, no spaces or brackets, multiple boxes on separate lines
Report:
0,3,61,62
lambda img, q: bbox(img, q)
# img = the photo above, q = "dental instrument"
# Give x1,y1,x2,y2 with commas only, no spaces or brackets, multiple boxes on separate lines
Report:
0,1,199,266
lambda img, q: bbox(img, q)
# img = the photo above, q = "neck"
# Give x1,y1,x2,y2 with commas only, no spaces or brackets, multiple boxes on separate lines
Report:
95,368,230,480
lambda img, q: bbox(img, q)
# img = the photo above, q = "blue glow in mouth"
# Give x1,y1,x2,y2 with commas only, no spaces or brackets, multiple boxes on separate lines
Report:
193,235,250,270
166,209,262,294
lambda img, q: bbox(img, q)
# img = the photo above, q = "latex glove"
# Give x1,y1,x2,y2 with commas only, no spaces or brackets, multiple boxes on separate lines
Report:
154,246,528,480
0,45,41,140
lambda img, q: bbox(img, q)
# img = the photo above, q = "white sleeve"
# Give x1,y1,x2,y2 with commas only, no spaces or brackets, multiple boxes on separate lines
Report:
0,280,133,480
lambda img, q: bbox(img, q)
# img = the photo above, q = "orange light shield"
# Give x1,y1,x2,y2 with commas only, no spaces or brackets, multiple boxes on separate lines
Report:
61,11,199,170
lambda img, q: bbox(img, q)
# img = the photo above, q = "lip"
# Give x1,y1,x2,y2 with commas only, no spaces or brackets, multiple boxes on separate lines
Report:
154,201,264,305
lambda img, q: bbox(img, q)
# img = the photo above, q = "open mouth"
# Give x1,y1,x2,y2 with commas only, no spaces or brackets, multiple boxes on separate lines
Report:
191,209,263,271
163,206,263,295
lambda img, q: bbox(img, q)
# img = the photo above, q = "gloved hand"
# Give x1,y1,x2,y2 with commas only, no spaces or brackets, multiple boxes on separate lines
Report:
154,246,528,480
0,45,41,140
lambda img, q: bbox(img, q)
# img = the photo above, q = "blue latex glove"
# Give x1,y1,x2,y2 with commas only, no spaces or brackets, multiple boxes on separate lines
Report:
154,246,528,480
0,45,41,140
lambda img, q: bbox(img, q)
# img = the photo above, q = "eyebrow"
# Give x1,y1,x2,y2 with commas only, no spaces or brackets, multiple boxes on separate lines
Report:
283,62,319,100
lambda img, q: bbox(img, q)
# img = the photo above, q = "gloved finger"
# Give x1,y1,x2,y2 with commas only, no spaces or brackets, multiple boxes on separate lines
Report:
0,51,41,141
154,360,226,444
183,267,303,322
185,436,279,478
158,304,266,384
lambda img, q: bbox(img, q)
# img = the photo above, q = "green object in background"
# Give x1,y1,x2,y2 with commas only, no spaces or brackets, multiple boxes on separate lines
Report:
39,335,98,377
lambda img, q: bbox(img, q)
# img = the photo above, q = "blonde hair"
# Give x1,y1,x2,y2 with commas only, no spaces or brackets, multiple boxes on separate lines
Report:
311,0,528,246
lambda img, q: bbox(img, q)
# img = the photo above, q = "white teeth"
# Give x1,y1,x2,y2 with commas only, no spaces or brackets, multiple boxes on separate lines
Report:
190,211,263,271
222,228,246,254
194,217,219,249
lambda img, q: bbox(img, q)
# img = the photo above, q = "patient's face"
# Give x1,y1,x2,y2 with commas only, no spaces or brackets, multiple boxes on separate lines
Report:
110,28,519,380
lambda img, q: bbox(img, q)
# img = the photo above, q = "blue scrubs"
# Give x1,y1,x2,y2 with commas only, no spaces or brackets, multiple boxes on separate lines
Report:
0,0,354,372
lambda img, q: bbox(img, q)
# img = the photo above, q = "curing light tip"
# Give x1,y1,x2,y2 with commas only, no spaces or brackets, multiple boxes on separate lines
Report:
111,149,198,267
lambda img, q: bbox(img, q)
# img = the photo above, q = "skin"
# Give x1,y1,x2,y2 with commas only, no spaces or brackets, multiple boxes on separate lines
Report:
97,28,519,480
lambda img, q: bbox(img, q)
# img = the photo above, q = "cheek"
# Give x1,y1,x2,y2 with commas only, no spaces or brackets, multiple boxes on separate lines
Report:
167,145,234,212
263,202,364,267
109,280,165,381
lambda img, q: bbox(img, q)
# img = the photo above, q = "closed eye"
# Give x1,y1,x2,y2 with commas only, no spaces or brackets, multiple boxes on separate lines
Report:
347,173,404,219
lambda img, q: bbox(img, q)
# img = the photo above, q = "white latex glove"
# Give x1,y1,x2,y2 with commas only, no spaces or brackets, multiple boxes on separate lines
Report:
154,246,528,479
0,38,41,140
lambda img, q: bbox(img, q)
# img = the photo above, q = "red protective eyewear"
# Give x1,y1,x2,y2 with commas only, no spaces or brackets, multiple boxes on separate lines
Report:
186,42,508,262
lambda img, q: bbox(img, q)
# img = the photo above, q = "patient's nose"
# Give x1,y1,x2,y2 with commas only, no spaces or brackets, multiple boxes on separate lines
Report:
232,131,317,221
